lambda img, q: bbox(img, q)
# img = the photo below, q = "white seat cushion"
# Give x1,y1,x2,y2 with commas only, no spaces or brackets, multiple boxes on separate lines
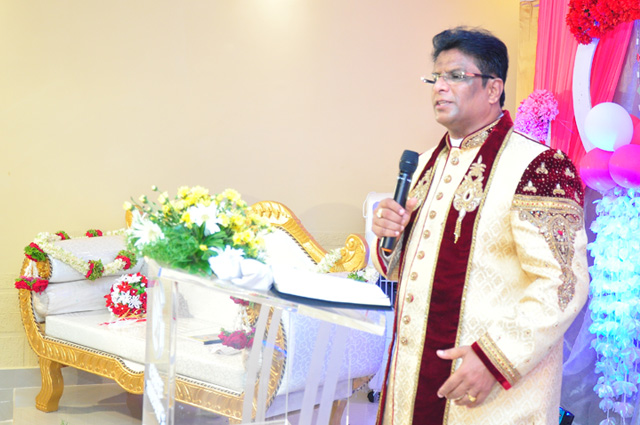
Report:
46,310,246,393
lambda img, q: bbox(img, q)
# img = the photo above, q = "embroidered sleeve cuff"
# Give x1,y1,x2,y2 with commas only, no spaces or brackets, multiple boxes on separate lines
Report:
472,334,521,390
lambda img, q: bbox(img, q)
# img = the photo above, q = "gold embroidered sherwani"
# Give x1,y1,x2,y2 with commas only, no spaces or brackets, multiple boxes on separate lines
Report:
373,112,589,425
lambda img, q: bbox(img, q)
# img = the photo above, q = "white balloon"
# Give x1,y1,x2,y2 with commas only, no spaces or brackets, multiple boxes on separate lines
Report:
584,102,633,152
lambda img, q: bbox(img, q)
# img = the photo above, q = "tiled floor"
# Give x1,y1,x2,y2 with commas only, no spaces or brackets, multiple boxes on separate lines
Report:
1,368,379,425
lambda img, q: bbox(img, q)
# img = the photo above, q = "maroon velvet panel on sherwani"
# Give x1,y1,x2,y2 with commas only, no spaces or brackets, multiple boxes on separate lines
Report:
411,115,512,424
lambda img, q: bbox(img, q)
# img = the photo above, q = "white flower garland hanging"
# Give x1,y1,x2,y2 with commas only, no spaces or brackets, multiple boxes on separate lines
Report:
589,187,640,423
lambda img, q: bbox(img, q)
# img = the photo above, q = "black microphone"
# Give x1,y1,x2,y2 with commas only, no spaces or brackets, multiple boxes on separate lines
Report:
380,149,419,254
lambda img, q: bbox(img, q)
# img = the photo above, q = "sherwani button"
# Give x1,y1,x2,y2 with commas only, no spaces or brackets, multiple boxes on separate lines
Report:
423,230,431,239
436,192,443,200
400,337,409,345
405,293,414,303
444,175,452,183
451,157,459,165
402,315,411,324
429,211,437,219
410,272,418,280
417,251,425,259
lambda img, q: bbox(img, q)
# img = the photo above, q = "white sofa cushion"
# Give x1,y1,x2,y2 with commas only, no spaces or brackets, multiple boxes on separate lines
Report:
46,309,247,393
33,276,115,321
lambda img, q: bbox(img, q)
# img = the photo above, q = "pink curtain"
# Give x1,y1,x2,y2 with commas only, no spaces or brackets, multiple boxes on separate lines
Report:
534,1,633,166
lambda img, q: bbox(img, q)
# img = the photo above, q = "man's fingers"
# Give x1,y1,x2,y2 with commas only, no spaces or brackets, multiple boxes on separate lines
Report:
372,198,415,238
436,346,465,360
405,197,419,214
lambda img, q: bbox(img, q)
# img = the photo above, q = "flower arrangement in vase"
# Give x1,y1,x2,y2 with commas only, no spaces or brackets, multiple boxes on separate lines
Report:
125,186,271,278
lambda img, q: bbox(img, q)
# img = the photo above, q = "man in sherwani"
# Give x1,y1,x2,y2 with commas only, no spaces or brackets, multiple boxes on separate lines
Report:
371,27,589,425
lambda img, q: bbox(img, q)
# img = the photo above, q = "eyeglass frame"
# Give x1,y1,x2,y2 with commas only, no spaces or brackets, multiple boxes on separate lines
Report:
421,71,498,85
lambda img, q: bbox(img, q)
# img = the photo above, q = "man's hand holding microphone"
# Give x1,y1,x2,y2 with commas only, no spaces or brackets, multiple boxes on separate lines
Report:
372,150,419,253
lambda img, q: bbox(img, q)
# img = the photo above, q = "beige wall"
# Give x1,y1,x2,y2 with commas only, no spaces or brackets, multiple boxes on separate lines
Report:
0,1,519,368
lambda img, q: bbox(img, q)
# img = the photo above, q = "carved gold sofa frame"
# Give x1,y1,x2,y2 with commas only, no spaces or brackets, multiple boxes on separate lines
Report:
18,200,372,423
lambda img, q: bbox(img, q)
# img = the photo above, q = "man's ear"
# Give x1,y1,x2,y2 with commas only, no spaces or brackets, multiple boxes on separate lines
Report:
487,78,504,105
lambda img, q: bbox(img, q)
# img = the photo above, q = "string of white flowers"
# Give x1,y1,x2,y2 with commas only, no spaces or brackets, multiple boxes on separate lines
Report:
315,248,343,274
32,229,128,276
348,267,380,283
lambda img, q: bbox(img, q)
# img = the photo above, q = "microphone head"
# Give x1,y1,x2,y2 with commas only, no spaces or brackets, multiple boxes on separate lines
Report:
399,150,419,174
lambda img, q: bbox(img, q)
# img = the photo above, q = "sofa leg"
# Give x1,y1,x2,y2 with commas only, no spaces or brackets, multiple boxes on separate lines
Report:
35,358,64,412
329,399,347,425
126,392,143,419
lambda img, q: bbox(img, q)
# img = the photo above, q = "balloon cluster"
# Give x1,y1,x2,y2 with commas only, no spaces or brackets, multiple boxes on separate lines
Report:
580,102,640,192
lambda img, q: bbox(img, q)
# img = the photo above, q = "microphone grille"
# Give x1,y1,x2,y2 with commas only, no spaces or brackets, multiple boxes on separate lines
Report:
399,150,419,174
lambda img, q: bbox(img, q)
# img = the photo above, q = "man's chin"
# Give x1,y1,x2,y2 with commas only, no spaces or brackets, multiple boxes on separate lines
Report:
434,113,452,128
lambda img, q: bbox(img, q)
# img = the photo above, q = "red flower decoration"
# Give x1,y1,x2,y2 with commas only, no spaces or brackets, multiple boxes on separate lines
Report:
55,231,70,240
115,249,137,270
105,273,148,318
14,276,49,293
24,242,46,262
218,327,255,350
86,259,105,281
567,0,640,44
86,229,103,237
230,296,250,306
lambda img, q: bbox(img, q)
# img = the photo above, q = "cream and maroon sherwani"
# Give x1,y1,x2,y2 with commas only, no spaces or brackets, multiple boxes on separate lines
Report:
373,111,589,425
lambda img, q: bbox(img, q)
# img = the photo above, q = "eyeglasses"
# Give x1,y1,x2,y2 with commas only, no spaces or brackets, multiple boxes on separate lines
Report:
421,71,497,85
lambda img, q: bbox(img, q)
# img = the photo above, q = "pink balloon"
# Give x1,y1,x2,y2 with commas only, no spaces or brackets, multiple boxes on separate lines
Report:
609,144,640,188
631,114,640,146
579,148,616,192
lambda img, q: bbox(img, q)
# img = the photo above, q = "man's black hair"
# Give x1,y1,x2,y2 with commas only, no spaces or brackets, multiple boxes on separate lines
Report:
432,27,508,107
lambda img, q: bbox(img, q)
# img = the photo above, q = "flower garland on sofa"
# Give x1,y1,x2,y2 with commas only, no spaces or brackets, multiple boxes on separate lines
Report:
15,229,137,292
566,0,640,44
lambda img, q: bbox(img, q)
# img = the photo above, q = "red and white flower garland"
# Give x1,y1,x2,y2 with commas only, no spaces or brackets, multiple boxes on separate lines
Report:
15,229,137,292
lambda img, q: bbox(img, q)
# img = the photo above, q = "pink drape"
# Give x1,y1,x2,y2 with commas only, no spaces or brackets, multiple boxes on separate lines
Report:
534,1,633,166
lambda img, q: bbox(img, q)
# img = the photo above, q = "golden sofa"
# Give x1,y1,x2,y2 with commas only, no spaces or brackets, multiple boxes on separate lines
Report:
18,200,385,424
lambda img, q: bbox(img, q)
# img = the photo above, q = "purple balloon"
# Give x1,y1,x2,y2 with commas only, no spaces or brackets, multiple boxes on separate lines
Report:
610,144,640,188
579,148,617,192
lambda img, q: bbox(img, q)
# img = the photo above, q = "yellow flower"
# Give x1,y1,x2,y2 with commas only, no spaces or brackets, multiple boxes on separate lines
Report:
249,214,268,228
218,213,230,227
169,199,185,213
190,186,209,199
232,230,254,245
177,186,190,198
158,192,169,205
162,204,172,215
123,201,133,211
199,244,208,251
181,212,192,224
139,195,148,203
217,188,241,204
230,213,246,230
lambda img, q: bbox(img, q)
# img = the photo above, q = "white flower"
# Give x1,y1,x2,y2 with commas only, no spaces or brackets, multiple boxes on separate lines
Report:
363,266,380,283
187,203,223,236
315,248,343,274
130,212,165,248
208,246,245,280
128,296,142,309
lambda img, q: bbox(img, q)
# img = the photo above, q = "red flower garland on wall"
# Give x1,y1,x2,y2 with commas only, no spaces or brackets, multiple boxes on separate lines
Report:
567,0,640,44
